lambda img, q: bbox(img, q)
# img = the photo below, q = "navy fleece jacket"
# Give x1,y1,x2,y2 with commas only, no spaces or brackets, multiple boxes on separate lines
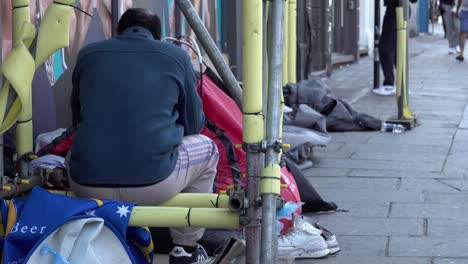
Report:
70,27,204,186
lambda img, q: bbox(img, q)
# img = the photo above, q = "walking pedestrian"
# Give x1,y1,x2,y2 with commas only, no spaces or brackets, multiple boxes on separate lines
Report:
440,0,461,54
373,0,418,96
456,0,468,61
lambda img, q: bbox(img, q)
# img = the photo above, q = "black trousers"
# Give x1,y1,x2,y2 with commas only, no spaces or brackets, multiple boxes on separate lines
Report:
379,12,397,86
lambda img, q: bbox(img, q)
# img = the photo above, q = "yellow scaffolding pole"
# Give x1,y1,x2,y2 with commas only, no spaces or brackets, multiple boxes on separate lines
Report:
243,0,264,262
282,0,289,87
288,0,297,84
389,6,416,129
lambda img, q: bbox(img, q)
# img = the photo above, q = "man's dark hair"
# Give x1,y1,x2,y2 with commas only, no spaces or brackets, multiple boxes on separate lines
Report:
116,8,162,40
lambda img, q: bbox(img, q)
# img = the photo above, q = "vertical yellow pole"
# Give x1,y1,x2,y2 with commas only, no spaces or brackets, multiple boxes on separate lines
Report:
243,0,264,143
288,0,297,84
243,0,264,263
282,0,289,86
396,7,413,120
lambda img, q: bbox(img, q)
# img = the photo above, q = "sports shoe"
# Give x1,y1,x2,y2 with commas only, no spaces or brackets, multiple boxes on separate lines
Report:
170,244,208,264
448,48,457,55
278,214,330,259
372,85,396,96
291,214,322,235
314,222,341,255
293,214,340,255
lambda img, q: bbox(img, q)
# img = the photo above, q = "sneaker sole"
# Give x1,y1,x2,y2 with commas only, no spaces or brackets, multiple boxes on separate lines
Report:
328,246,341,255
373,92,394,96
296,248,330,259
278,247,306,257
372,90,394,96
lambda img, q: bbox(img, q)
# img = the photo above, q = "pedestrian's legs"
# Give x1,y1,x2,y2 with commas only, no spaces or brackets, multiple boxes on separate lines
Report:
457,11,468,60
443,4,460,49
379,13,397,86
460,32,467,56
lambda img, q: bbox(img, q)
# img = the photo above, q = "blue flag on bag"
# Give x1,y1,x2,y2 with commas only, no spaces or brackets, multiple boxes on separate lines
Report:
0,187,153,264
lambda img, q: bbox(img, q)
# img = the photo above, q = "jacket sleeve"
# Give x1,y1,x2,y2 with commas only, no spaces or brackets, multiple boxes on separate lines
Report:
177,55,205,136
71,61,81,128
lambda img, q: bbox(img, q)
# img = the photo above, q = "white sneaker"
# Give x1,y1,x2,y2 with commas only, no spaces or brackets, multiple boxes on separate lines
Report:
313,222,341,255
278,214,330,259
449,48,457,55
372,85,396,96
278,229,330,258
294,214,341,255
457,46,461,53
291,214,322,235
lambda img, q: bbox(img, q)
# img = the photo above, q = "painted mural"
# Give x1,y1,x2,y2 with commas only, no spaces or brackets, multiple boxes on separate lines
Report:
1,0,223,137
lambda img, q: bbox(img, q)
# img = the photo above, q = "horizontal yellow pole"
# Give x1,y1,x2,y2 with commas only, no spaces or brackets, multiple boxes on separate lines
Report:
128,207,240,229
49,191,230,208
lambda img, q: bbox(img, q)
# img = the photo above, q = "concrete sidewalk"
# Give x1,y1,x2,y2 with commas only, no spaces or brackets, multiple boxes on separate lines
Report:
300,33,468,263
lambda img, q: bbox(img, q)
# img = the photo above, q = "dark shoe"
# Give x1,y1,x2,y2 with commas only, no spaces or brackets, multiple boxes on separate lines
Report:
456,55,464,62
169,244,208,264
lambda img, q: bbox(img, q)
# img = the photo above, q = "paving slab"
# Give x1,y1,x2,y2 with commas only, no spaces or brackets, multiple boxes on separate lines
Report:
439,180,468,191
459,103,468,129
303,216,423,236
433,258,468,264
367,132,454,146
450,142,468,154
340,142,450,154
443,153,468,174
318,188,423,203
318,202,390,218
399,179,460,192
350,169,464,179
424,191,468,204
389,237,468,257
309,177,399,190
313,148,354,159
351,152,446,163
302,168,350,178
314,158,444,172
390,203,468,219
324,235,388,257
300,256,431,264
427,219,468,237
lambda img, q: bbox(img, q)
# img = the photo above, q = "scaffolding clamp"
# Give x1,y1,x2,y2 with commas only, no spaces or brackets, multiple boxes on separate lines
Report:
241,141,289,154
242,141,267,153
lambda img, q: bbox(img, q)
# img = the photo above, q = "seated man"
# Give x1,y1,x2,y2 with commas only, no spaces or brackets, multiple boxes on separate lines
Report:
68,8,218,264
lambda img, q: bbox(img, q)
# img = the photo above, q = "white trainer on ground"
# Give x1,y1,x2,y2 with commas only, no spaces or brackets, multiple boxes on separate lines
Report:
449,47,457,55
372,85,396,96
313,222,341,255
277,214,330,259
